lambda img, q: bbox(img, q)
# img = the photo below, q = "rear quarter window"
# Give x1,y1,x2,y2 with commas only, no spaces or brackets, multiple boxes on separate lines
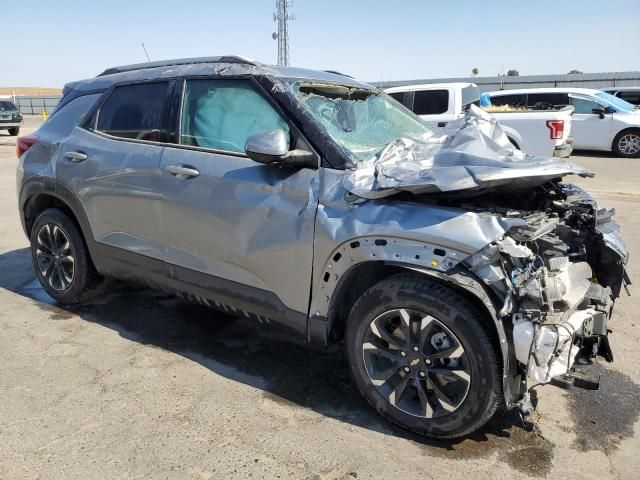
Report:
37,93,101,139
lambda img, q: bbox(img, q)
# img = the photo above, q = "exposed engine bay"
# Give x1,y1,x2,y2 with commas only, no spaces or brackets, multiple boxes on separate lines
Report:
455,181,630,396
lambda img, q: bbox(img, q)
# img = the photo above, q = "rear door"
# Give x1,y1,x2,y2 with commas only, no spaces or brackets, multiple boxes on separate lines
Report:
56,81,171,261
158,78,319,334
568,93,613,150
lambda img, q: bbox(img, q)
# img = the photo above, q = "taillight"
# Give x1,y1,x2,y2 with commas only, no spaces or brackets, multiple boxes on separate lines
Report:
546,120,564,140
16,134,39,158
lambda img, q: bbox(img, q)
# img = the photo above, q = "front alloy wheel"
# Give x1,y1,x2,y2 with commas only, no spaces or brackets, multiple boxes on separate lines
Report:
346,274,502,439
614,130,640,157
363,308,471,418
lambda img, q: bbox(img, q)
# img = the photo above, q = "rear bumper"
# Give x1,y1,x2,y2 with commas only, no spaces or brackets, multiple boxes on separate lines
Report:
553,139,573,158
0,122,22,128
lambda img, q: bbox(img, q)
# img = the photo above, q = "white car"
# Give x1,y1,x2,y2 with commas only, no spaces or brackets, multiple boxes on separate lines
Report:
486,87,640,157
386,83,574,158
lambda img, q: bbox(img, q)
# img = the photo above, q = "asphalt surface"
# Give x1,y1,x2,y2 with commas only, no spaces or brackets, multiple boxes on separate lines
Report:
0,116,639,479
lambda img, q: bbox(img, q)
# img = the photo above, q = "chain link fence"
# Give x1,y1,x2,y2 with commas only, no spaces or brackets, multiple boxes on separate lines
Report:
10,96,62,115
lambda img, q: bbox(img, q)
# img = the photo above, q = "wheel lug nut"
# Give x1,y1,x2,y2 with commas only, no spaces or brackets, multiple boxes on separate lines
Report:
424,358,432,365
400,351,407,357
419,371,426,378
403,367,410,373
412,345,419,352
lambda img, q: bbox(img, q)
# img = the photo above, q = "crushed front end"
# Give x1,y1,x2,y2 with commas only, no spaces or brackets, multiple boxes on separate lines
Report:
464,182,630,407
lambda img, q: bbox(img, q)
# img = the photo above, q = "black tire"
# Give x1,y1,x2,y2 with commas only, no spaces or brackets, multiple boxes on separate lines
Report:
30,208,104,304
345,274,502,439
8,127,19,136
613,129,640,158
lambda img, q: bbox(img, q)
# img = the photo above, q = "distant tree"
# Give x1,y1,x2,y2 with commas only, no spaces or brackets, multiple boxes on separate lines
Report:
568,69,583,74
507,69,519,77
472,67,479,76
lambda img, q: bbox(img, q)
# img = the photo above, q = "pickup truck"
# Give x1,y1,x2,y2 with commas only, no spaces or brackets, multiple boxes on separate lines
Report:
385,83,573,158
486,87,640,157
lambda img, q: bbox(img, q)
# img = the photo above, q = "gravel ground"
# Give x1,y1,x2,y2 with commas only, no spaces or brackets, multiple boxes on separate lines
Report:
0,117,638,479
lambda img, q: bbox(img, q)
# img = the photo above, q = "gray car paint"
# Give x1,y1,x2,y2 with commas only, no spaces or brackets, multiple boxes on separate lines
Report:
17,59,628,413
18,58,582,329
158,145,319,315
56,127,167,260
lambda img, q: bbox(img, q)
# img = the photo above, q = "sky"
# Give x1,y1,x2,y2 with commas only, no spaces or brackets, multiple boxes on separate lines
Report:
1,0,639,87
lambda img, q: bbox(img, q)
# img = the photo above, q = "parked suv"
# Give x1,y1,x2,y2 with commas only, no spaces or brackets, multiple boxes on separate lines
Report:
17,57,628,439
0,99,23,136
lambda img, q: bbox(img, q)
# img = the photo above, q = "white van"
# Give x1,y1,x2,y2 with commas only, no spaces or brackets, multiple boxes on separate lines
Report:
486,88,640,157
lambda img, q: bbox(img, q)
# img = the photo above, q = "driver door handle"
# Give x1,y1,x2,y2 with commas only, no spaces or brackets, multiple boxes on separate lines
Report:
65,151,88,162
167,165,200,178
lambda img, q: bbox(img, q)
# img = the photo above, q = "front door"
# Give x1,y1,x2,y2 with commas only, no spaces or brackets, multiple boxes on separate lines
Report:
569,94,613,150
159,78,319,335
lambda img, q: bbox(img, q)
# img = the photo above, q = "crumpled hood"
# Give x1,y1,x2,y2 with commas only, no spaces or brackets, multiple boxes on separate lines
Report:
344,105,593,199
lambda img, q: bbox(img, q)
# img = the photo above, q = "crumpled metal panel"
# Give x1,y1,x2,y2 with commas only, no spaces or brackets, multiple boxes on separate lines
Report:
309,168,525,320
344,105,593,199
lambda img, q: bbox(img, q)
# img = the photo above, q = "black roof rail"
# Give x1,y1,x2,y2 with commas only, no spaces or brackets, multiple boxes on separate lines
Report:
324,70,354,79
98,55,257,77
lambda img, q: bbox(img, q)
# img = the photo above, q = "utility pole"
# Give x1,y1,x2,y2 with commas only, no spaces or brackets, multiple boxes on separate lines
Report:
273,0,294,66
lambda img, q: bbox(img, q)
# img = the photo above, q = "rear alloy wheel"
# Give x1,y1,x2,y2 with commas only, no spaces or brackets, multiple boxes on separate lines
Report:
346,274,502,439
30,208,104,304
613,130,640,157
35,223,75,291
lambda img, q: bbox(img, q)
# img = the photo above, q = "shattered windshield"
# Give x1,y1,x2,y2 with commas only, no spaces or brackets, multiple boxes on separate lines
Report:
288,81,436,163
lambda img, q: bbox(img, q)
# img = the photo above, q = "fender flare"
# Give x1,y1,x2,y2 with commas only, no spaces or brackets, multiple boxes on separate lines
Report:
20,176,95,248
308,235,519,408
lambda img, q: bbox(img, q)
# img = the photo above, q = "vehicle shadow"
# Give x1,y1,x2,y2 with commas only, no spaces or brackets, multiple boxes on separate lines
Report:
572,149,618,158
0,247,537,458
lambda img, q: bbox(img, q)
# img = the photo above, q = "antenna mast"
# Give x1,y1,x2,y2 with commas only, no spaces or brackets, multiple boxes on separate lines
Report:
273,0,294,66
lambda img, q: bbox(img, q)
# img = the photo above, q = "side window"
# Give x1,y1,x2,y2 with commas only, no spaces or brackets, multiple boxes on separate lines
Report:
387,92,405,103
490,94,527,108
618,91,640,105
527,93,569,109
180,79,289,153
412,90,449,115
97,82,169,141
569,96,603,114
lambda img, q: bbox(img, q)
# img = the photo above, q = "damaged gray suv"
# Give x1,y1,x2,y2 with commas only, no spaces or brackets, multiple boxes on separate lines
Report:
17,56,630,439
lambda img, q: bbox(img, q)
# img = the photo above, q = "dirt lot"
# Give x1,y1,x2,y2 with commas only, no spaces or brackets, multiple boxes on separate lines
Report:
1,117,639,479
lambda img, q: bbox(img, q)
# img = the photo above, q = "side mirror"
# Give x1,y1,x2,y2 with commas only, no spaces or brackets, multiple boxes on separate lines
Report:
592,107,606,119
245,129,317,168
245,129,289,164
